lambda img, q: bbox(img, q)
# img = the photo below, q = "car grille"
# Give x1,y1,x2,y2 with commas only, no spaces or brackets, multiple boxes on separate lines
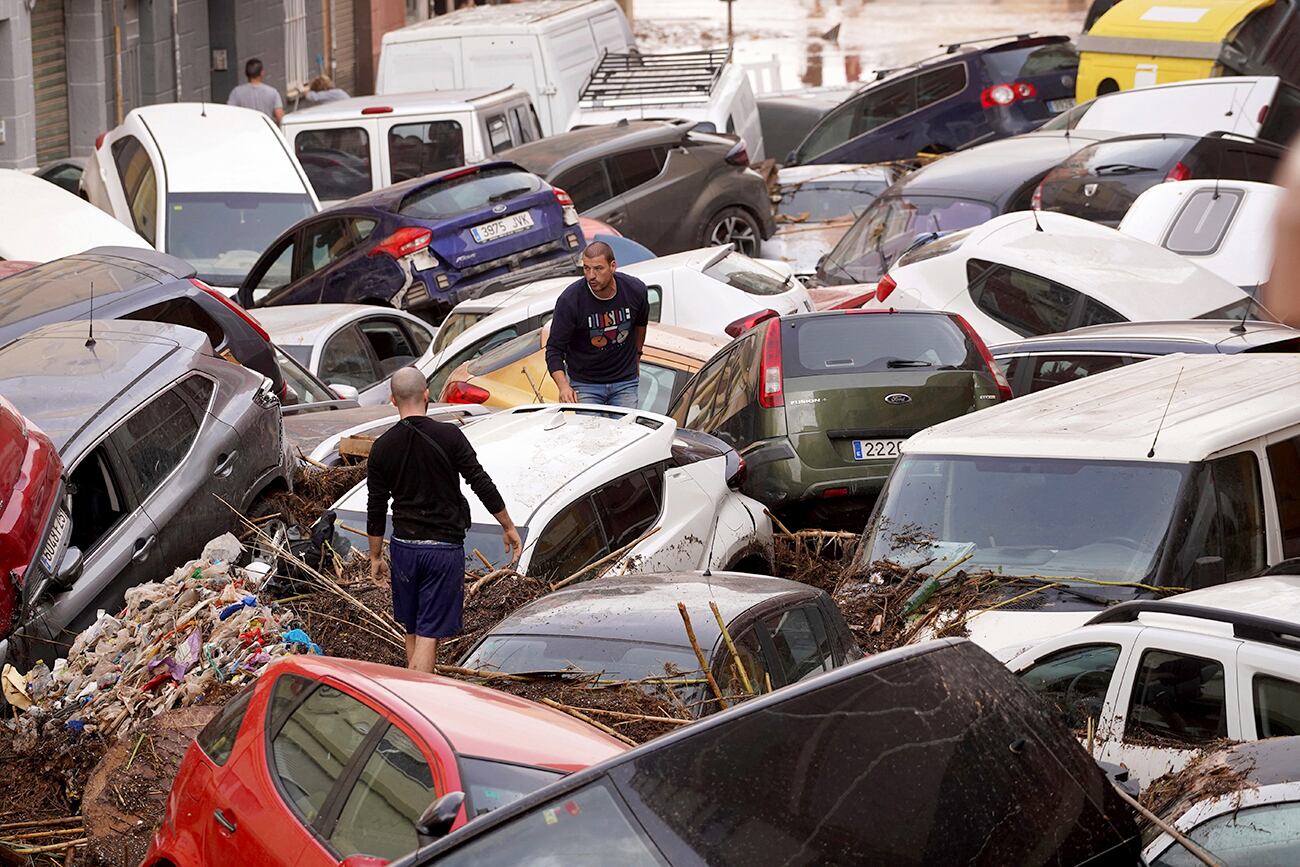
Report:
40,508,70,572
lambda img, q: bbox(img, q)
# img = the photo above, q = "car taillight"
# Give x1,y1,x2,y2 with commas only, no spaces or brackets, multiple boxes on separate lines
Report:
1165,161,1192,182
369,227,433,260
442,381,490,404
950,313,1013,401
1258,104,1270,125
725,139,750,166
1031,181,1044,210
725,308,779,338
361,106,393,114
875,274,898,303
980,81,1037,109
758,317,784,409
821,487,850,498
193,278,272,343
830,290,877,310
95,131,107,150
553,186,579,226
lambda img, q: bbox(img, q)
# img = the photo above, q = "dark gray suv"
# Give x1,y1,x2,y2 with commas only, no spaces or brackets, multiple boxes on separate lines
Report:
0,320,294,666
503,120,776,256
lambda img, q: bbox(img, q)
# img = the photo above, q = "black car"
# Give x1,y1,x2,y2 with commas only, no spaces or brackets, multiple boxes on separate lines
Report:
0,246,284,395
1035,132,1287,226
395,639,1142,864
503,120,776,256
788,35,1079,166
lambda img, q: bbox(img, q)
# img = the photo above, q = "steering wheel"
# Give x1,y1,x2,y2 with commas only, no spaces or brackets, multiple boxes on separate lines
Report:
1064,671,1097,725
1098,536,1142,548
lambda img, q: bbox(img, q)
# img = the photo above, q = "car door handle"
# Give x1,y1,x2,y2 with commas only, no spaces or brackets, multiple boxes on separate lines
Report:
213,809,237,833
132,535,156,562
606,211,625,225
214,451,238,477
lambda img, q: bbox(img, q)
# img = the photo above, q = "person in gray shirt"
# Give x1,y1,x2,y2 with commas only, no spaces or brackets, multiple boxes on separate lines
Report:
227,58,284,124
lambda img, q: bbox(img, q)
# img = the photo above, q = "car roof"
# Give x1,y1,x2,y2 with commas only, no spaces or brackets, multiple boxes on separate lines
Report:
866,34,1073,85
776,163,900,186
283,87,520,124
485,572,822,648
503,121,684,174
904,353,1300,463
333,159,524,211
991,319,1300,355
384,0,614,38
274,656,627,770
0,320,211,452
253,304,427,347
1162,575,1300,628
126,103,310,194
891,132,1105,201
0,171,152,261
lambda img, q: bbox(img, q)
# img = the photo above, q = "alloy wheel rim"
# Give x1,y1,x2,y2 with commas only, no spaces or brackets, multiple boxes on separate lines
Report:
711,216,758,254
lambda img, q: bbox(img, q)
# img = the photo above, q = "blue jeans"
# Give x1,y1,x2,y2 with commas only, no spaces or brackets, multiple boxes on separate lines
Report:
571,377,639,408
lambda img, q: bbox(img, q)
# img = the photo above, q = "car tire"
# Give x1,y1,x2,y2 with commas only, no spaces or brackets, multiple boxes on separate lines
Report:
243,497,291,580
704,207,762,256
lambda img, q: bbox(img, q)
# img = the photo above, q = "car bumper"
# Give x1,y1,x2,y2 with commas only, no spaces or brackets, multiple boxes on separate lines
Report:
739,438,896,506
406,245,582,318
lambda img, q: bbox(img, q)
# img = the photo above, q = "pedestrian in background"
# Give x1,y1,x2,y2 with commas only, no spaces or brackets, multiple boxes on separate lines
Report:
366,367,523,673
306,75,350,104
545,241,649,408
227,58,285,124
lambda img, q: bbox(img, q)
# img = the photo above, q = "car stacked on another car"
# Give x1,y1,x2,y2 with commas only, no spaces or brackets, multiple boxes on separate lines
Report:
0,169,150,263
239,161,584,322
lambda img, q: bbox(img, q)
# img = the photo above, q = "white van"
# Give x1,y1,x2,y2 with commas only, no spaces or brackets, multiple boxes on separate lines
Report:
282,88,542,206
375,0,634,136
568,49,766,162
860,353,1300,650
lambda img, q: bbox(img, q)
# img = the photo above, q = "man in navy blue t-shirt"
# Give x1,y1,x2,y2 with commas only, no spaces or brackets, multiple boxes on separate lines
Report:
545,241,650,408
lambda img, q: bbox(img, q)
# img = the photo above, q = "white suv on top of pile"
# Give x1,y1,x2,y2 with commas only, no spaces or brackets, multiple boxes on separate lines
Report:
1004,573,1300,791
331,404,774,579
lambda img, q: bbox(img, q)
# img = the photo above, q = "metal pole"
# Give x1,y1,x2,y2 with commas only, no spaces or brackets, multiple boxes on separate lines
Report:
727,0,733,48
171,0,183,101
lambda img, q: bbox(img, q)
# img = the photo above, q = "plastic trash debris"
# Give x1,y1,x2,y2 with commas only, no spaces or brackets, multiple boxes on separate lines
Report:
202,532,244,564
219,595,258,620
282,628,322,655
2,664,32,710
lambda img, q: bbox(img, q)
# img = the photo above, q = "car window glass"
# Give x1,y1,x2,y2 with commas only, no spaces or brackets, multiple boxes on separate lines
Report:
295,127,372,200
269,682,381,825
485,114,514,154
797,100,857,161
320,326,380,389
639,362,685,415
1165,189,1243,255
1018,644,1120,729
1226,147,1282,182
121,297,226,351
915,64,965,109
593,468,661,550
857,76,918,133
196,685,254,766
509,107,537,144
999,355,1023,394
405,321,433,355
1260,83,1300,144
682,350,732,432
301,218,355,278
68,446,127,555
552,162,613,213
1212,451,1266,579
715,628,771,705
388,121,465,184
1267,435,1300,559
435,780,667,867
1077,297,1126,328
646,285,662,321
352,217,378,241
246,237,296,304
398,166,541,220
825,196,995,284
531,496,607,581
330,724,436,861
777,180,889,221
461,757,561,817
1127,649,1227,744
610,148,666,194
713,334,762,448
115,380,210,497
784,313,977,376
968,259,1079,337
763,606,832,685
427,328,518,399
358,318,419,377
1254,674,1300,737
1151,801,1300,867
1027,355,1128,394
112,136,158,245
702,252,791,296
276,346,336,405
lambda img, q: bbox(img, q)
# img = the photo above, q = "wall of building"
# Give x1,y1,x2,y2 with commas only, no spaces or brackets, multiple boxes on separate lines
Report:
0,1,37,168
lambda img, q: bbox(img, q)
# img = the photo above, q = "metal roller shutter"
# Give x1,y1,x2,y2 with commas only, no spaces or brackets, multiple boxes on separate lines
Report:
32,0,71,163
332,0,356,95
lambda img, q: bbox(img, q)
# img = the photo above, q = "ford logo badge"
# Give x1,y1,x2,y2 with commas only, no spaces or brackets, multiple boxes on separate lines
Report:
492,204,508,214
884,393,911,405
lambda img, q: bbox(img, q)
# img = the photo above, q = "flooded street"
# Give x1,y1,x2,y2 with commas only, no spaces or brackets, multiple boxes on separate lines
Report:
635,0,1089,91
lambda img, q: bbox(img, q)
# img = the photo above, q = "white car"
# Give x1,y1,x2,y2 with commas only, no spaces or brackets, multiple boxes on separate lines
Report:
82,103,320,293
1119,180,1284,292
330,404,774,577
873,211,1259,345
0,169,150,262
283,403,491,466
252,304,437,398
1005,575,1300,790
401,246,813,406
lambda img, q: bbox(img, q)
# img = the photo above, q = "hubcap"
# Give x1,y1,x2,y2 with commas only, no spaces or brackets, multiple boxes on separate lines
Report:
711,216,758,255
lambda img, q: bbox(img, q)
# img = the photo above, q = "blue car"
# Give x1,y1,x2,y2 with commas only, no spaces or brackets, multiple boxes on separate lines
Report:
788,35,1079,166
238,161,583,321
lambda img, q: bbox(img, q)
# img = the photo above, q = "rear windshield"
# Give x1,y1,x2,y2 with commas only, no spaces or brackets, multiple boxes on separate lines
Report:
979,41,1078,83
1055,136,1190,177
466,329,542,376
702,252,792,296
777,180,889,221
822,196,996,285
167,192,316,286
782,313,983,377
464,633,701,682
398,166,543,221
461,757,563,818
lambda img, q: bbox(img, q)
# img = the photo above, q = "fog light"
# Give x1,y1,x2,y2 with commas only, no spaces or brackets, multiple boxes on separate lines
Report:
565,233,579,249
435,274,450,289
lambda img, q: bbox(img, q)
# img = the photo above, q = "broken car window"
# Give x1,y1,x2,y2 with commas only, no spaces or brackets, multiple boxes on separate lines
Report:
1018,644,1120,730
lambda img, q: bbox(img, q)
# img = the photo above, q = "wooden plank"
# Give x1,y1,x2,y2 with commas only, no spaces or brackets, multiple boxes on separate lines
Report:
338,434,375,459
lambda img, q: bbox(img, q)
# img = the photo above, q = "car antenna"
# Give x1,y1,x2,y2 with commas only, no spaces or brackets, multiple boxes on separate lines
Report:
1031,207,1044,232
85,281,96,349
1230,294,1256,334
1147,363,1185,458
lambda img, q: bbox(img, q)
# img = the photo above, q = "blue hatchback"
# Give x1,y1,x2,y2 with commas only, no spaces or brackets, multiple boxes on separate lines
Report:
237,161,583,321
788,36,1079,166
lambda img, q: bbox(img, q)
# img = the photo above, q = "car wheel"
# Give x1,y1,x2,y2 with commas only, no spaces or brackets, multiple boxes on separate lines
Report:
244,498,291,579
705,207,761,256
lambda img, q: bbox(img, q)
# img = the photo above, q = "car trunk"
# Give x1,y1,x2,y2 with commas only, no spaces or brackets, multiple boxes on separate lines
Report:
1040,136,1191,226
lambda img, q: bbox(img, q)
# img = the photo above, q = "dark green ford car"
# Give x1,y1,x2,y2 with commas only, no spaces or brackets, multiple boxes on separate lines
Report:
668,308,1011,523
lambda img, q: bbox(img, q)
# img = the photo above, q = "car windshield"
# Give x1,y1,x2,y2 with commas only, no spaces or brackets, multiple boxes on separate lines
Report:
433,311,489,353
865,454,1191,583
460,757,563,819
702,252,792,296
399,166,543,221
166,192,316,286
821,195,996,285
979,41,1078,82
464,633,702,681
467,329,542,377
777,180,888,221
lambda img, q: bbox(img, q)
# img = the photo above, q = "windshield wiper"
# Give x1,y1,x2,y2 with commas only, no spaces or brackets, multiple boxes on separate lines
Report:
886,358,933,368
1092,163,1157,175
487,187,531,203
1007,576,1114,606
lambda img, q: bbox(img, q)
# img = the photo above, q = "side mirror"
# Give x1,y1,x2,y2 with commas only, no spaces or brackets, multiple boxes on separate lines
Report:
1188,555,1226,591
415,791,465,839
52,546,83,592
329,383,360,401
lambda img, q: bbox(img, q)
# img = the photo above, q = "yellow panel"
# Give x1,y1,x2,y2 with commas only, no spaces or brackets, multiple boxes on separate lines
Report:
1090,0,1276,42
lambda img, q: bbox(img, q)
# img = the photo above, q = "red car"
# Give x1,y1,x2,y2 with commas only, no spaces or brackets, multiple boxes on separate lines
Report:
144,656,628,867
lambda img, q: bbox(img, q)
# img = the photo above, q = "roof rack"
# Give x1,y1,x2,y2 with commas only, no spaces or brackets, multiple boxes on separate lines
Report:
941,32,1037,53
1087,599,1300,653
579,49,731,108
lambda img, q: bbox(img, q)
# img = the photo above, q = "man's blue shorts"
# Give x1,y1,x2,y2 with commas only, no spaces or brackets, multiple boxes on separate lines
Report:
389,538,464,639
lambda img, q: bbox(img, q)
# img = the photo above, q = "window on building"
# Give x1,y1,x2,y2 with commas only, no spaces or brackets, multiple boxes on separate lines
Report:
284,0,309,92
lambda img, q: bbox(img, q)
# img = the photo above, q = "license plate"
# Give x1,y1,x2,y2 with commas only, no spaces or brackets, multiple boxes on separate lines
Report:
471,211,534,243
852,439,904,460
1047,97,1076,113
41,508,69,570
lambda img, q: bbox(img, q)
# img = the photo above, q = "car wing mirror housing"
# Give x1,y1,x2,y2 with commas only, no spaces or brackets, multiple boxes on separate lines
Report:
1187,555,1226,591
416,790,466,839
329,383,360,401
51,546,83,593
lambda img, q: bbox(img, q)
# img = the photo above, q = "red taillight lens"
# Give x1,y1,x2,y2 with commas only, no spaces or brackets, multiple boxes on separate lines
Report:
725,308,779,338
1165,161,1192,182
758,317,784,409
950,313,1013,401
980,81,1036,109
821,487,850,498
369,227,433,260
1259,104,1270,124
361,105,393,114
193,278,272,343
725,139,750,166
441,381,490,404
1031,181,1044,210
875,274,898,303
553,186,574,208
829,290,877,310
553,186,579,226
95,132,107,150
